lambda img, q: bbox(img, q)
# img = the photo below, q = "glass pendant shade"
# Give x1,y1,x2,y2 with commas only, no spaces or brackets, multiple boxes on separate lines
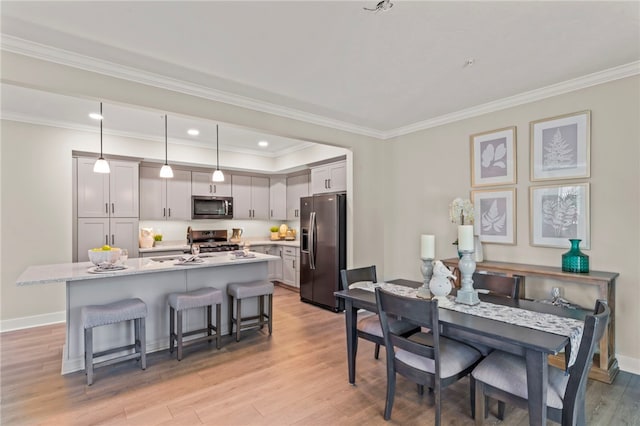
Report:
93,158,110,173
211,124,224,182
160,164,174,178
160,114,173,178
212,169,224,182
93,102,110,174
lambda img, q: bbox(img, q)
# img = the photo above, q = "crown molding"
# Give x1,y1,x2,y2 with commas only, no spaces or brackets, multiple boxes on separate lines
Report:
0,112,313,158
1,35,385,139
3,35,638,141
384,61,640,139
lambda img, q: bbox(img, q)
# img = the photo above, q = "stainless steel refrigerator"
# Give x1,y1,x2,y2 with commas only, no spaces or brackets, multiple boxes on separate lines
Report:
300,193,346,312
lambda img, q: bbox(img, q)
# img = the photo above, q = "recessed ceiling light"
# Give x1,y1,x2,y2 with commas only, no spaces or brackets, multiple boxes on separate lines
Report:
89,112,103,120
464,58,476,68
187,129,200,136
258,140,269,147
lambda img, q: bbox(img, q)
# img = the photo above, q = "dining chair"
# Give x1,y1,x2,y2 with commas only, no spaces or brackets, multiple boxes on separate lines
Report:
472,273,521,299
375,288,482,424
340,266,418,360
471,300,610,425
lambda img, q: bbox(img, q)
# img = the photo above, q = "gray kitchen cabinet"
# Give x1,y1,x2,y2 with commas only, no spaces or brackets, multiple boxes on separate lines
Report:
77,157,139,218
268,245,283,281
140,166,191,220
269,177,287,221
286,173,309,220
77,217,139,261
282,246,299,288
232,175,269,220
251,245,282,281
191,171,232,197
310,161,346,194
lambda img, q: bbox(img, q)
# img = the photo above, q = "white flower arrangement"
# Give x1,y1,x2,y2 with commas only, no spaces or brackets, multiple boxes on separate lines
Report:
449,198,474,225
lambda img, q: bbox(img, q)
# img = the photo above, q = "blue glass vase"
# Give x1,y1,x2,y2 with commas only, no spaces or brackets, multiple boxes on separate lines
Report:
562,239,589,273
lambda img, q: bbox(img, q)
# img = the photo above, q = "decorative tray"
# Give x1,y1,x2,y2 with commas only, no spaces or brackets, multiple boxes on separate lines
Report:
88,265,129,274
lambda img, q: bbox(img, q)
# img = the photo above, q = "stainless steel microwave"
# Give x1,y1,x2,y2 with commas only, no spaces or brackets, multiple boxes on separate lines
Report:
191,196,233,219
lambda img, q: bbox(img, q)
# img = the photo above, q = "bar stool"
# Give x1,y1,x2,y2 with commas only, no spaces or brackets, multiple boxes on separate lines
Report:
227,280,273,342
168,287,223,360
81,298,147,386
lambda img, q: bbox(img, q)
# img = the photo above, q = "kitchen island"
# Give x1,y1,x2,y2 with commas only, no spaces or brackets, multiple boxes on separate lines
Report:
16,252,278,374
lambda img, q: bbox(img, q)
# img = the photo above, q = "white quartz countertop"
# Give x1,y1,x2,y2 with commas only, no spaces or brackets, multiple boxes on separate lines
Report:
138,241,189,253
246,239,300,247
16,252,279,286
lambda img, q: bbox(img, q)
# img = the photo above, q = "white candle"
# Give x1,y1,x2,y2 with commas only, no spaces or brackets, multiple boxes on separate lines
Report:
458,225,474,251
420,234,435,259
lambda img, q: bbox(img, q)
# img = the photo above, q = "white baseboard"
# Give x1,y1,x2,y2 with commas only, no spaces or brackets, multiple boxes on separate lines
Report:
0,311,66,333
618,354,640,376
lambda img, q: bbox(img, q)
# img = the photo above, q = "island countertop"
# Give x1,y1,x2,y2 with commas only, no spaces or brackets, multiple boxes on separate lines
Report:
16,252,279,286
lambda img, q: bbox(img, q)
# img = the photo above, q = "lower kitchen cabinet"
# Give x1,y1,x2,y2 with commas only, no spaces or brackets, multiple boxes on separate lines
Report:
77,217,139,261
251,245,283,281
282,246,299,288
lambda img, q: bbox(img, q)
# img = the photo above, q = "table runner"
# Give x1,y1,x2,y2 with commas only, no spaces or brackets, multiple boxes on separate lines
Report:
349,281,584,368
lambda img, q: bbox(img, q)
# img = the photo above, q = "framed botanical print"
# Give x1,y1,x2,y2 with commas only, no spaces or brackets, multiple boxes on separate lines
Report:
471,188,516,245
470,126,517,187
530,110,590,181
529,183,590,249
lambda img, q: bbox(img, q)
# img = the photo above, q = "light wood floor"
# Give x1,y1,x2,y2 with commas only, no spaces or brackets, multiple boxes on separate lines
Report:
1,286,638,425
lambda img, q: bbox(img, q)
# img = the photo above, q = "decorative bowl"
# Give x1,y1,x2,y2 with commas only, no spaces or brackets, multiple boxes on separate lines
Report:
88,248,122,266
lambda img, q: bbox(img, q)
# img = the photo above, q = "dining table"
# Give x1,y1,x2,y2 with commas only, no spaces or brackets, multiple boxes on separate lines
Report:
334,278,586,426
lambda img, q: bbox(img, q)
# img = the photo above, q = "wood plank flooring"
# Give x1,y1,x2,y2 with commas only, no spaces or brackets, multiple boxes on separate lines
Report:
1,286,638,425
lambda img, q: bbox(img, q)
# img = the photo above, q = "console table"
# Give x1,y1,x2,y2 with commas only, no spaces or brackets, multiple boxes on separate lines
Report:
442,258,619,384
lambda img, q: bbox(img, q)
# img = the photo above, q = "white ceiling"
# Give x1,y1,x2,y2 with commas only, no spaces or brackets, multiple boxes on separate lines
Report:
1,1,639,140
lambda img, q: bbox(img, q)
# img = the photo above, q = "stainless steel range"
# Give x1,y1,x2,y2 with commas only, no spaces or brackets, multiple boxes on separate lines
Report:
186,228,240,253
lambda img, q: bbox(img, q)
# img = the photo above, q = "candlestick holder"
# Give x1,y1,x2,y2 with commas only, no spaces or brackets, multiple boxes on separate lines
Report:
455,250,480,305
416,258,434,299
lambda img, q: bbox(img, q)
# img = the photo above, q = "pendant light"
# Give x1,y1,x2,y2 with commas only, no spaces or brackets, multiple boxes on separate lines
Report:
159,114,174,178
92,102,110,173
212,124,225,182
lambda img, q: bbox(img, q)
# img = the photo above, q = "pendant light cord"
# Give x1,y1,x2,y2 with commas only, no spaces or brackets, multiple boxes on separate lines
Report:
216,124,220,170
99,102,103,157
164,114,168,165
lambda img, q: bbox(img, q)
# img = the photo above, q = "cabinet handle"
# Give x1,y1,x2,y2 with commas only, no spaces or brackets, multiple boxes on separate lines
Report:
214,184,217,193
111,234,115,245
105,235,109,245
271,209,273,217
293,259,296,269
249,209,252,217
168,208,171,217
105,203,109,214
111,203,115,214
209,184,212,193
327,179,331,189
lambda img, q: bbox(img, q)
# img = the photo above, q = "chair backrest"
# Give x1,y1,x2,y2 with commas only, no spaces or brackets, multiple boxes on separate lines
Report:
562,299,610,425
472,273,521,299
375,288,441,377
340,265,377,291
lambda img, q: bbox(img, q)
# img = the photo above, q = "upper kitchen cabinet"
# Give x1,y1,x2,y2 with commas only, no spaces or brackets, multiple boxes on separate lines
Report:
77,158,139,218
269,177,287,221
140,166,191,220
232,175,269,220
310,161,346,194
286,173,309,220
192,171,232,197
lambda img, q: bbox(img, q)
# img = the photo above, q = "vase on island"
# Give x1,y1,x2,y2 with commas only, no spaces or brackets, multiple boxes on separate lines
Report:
561,239,589,273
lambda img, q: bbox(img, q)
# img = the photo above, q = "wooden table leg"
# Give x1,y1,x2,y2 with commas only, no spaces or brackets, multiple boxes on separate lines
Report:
525,348,548,426
344,299,357,385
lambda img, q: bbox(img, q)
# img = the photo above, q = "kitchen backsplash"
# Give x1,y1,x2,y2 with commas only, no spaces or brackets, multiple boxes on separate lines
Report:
139,219,300,242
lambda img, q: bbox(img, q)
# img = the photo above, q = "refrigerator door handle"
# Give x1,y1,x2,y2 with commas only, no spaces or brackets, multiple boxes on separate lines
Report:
309,211,316,270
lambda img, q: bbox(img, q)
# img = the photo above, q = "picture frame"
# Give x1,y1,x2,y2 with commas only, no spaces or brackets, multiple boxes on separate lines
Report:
529,183,590,249
471,188,516,245
530,110,590,181
470,126,517,187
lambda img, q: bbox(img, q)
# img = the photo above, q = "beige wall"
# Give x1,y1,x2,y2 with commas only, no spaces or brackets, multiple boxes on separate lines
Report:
1,51,638,371
384,75,640,370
